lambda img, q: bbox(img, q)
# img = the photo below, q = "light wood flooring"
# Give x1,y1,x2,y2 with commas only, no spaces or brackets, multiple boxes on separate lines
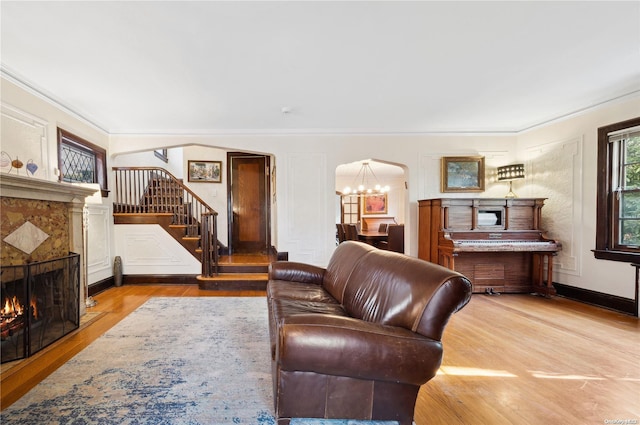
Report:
2,285,638,425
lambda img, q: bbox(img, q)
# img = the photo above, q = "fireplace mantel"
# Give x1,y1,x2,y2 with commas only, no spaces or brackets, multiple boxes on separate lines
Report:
1,173,99,316
0,174,97,202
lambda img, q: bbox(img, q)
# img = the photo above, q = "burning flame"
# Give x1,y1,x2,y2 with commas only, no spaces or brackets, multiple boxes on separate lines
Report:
1,295,40,338
31,296,38,320
2,296,24,317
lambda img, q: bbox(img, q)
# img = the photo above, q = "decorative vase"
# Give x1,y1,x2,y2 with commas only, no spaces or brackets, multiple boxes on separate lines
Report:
114,256,123,287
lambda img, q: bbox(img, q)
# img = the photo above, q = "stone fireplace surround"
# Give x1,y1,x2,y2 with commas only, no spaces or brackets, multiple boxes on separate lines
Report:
0,173,97,317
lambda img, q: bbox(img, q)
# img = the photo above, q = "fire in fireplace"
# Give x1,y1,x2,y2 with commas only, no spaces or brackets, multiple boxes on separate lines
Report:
1,253,80,363
1,295,35,339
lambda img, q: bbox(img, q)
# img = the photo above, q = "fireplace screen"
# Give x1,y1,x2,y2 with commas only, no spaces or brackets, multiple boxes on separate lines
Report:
1,253,80,364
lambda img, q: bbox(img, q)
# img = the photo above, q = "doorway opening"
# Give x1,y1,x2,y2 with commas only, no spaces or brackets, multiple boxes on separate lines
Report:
228,152,271,254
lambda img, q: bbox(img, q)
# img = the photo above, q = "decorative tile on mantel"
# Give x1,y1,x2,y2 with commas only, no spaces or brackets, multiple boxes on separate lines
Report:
3,221,50,255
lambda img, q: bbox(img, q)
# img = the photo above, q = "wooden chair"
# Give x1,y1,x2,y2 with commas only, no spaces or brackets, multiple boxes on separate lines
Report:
378,223,388,233
336,223,347,243
344,224,359,241
379,224,404,253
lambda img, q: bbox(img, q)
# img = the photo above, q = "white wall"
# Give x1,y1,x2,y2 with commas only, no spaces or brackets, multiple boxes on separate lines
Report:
112,147,184,179
181,146,229,245
1,77,113,286
517,95,640,299
4,74,639,300
113,224,201,274
110,133,517,266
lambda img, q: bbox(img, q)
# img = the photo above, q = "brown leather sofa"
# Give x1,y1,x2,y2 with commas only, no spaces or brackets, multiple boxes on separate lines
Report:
266,241,472,425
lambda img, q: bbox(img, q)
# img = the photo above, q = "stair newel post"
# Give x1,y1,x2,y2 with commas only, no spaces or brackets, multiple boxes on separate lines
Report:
201,212,209,277
212,210,219,276
201,212,218,277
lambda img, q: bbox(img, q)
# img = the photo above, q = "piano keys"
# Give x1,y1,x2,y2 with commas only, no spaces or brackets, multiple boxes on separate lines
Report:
418,198,561,296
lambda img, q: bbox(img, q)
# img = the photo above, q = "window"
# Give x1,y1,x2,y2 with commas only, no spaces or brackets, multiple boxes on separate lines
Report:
594,117,640,262
57,128,108,196
154,148,168,163
341,195,360,224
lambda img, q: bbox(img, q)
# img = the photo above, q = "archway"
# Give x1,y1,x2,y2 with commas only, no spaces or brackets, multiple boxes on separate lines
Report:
335,159,407,238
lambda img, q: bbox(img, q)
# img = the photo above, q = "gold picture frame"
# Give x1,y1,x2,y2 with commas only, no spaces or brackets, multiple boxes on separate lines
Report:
188,160,222,183
441,156,485,192
362,193,388,215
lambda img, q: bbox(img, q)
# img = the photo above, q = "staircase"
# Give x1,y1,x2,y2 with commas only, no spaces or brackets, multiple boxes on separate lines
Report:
198,254,272,290
112,167,271,290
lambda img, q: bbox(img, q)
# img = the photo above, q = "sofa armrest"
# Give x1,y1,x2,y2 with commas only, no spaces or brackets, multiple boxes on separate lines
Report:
277,314,443,386
268,261,325,285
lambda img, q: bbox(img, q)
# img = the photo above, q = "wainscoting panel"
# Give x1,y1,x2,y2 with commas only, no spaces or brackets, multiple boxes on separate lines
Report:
114,224,201,275
526,137,582,277
87,205,112,282
0,103,49,179
283,153,327,265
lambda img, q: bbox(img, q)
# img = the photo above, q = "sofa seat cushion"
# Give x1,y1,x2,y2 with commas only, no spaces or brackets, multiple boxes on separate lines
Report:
277,313,443,385
271,298,347,319
268,297,347,359
268,280,338,304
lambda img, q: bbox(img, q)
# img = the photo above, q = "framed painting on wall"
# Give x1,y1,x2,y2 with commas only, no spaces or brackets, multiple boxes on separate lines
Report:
441,156,485,192
362,194,388,215
188,160,222,183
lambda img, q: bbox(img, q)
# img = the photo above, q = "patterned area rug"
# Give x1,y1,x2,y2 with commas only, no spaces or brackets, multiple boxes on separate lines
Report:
1,297,397,425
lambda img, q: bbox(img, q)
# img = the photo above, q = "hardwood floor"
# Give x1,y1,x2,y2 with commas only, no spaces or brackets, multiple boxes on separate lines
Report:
2,286,638,424
415,294,639,425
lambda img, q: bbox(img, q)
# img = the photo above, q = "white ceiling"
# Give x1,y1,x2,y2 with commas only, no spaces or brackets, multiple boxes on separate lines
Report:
1,1,639,135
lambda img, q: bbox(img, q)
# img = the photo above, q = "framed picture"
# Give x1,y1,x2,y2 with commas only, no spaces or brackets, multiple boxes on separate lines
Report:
362,193,388,215
441,156,485,192
188,160,222,183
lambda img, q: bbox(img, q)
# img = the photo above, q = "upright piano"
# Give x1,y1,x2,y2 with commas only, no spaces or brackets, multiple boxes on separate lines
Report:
418,198,561,296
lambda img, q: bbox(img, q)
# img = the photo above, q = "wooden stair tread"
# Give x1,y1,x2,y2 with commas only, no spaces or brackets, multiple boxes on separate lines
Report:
197,273,268,281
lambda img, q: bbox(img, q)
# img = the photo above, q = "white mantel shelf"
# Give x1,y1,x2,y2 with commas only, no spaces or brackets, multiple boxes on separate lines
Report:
0,173,97,202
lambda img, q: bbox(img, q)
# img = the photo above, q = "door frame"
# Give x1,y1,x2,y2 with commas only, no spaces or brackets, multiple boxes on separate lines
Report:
226,152,271,254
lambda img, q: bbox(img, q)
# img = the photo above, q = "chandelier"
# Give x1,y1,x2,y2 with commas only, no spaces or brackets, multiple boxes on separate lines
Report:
342,162,390,196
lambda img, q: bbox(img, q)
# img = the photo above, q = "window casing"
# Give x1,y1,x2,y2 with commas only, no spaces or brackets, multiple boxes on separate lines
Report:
594,117,640,262
57,128,108,196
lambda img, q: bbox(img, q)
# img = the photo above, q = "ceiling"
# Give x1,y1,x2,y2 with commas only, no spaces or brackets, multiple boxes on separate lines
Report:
1,1,639,135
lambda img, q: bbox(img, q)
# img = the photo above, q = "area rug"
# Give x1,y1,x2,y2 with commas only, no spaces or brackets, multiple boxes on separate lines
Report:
0,310,106,375
1,297,398,425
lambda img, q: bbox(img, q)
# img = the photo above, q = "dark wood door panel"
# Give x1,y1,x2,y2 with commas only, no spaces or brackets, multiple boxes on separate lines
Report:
229,154,270,254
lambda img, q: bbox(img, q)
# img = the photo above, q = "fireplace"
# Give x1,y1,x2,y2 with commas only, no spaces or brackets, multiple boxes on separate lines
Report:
1,253,80,363
1,174,98,354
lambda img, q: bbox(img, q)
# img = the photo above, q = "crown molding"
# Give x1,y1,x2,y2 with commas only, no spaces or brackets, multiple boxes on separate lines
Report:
1,66,109,134
3,65,639,138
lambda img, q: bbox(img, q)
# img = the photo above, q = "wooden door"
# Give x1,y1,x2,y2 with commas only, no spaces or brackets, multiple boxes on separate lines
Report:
228,153,270,254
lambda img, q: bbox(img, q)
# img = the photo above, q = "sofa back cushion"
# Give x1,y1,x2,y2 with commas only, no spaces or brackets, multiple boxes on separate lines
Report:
322,241,376,303
342,249,471,339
